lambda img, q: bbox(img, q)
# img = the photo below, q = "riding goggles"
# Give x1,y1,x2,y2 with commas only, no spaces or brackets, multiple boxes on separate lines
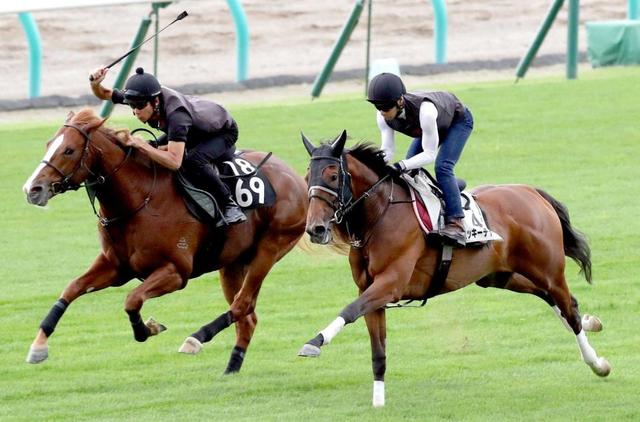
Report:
127,100,150,110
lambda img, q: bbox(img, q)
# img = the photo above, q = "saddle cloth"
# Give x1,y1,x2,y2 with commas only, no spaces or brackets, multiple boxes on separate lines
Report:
401,170,502,246
177,151,276,223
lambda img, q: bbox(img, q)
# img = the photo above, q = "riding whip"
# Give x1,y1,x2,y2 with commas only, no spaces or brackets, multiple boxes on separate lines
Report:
89,11,188,81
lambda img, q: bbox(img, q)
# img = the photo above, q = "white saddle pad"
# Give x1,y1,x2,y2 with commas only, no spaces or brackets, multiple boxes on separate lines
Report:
401,171,502,245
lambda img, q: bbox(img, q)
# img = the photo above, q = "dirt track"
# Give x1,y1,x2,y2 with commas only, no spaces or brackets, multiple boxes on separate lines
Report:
0,0,626,104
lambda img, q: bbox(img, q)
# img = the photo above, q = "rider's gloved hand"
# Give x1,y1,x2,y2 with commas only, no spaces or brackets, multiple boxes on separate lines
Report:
386,161,406,176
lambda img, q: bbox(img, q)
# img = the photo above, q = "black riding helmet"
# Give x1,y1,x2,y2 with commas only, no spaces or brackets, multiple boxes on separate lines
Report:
123,67,161,103
367,73,406,108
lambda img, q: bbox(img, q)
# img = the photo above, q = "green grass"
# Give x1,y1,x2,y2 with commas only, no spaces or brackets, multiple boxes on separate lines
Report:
1,67,639,421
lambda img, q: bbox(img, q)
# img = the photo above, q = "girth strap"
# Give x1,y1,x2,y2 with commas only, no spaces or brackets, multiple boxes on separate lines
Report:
425,245,453,299
385,244,453,309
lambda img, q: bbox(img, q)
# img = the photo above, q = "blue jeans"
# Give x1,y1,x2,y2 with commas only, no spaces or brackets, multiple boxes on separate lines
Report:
406,107,473,220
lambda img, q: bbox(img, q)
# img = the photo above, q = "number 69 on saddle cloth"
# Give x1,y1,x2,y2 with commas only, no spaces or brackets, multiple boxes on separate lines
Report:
177,153,276,223
401,171,503,246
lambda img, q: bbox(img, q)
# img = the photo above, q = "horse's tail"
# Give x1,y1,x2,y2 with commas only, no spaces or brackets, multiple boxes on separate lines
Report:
536,188,592,284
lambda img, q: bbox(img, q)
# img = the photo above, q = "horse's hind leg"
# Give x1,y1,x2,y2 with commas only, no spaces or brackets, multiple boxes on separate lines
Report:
477,273,603,332
514,269,611,377
27,254,123,364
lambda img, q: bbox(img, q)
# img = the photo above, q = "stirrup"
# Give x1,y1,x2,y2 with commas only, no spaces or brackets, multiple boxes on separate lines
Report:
438,225,466,247
439,233,466,247
216,206,246,227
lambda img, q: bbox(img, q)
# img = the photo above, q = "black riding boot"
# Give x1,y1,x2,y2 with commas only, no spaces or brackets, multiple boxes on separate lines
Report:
216,196,246,227
439,217,466,247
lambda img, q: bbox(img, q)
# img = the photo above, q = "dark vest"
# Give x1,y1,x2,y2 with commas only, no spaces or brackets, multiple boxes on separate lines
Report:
161,87,236,133
386,91,465,142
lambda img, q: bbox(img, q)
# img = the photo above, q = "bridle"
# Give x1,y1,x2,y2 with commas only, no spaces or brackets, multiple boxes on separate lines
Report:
42,122,156,227
308,154,353,224
41,124,94,194
308,151,393,247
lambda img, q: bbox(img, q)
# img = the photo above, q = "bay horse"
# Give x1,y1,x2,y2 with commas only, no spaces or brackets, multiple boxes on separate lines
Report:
22,109,308,373
298,131,610,407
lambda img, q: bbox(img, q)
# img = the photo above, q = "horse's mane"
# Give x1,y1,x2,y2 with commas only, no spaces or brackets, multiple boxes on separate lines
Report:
346,142,388,177
70,108,154,166
70,108,117,138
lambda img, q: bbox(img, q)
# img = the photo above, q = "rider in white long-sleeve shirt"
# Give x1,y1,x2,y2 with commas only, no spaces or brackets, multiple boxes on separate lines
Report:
367,73,474,246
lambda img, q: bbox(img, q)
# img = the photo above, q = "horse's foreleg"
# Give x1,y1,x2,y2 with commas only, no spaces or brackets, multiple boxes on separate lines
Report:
364,308,387,407
124,263,184,342
220,264,256,374
298,263,412,358
179,264,256,373
27,254,122,364
183,244,281,356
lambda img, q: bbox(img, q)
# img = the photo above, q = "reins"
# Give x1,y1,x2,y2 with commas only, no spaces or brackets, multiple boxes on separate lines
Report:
334,173,390,224
59,123,157,227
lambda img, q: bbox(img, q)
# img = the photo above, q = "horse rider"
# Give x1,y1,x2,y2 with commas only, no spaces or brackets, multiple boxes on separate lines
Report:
366,72,474,247
89,66,246,227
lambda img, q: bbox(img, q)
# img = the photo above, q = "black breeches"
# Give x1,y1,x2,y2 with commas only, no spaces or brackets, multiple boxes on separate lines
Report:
182,133,236,202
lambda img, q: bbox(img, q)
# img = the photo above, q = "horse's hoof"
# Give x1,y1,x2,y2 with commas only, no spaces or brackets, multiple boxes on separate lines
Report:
582,314,603,332
178,336,203,355
590,357,611,377
26,345,49,364
145,317,167,336
297,343,321,357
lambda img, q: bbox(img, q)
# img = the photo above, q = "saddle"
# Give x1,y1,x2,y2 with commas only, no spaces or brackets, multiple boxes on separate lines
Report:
176,151,276,226
400,169,502,246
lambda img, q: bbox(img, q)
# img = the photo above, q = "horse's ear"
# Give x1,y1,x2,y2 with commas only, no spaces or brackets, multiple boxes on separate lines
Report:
301,132,315,156
330,130,348,157
85,117,109,133
65,111,75,123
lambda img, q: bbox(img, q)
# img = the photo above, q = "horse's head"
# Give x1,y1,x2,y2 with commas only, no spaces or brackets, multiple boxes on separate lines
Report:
301,130,352,244
23,110,107,206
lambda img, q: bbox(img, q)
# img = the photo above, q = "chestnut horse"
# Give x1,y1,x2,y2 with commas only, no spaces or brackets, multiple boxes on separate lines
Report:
298,131,610,407
22,109,307,373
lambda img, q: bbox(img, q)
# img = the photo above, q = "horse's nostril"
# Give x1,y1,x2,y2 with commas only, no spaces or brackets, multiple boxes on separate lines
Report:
313,225,326,235
30,185,43,194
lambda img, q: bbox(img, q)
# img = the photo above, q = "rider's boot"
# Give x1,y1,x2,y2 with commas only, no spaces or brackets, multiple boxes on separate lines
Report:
216,196,247,227
439,217,466,247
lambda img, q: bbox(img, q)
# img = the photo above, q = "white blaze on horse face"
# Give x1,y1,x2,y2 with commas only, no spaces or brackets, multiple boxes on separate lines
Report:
23,134,65,194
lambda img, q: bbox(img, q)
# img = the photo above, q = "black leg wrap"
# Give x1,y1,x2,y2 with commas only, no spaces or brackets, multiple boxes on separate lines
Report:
127,310,150,342
339,303,361,324
307,333,324,348
191,311,234,344
224,346,246,375
40,298,69,337
372,356,386,381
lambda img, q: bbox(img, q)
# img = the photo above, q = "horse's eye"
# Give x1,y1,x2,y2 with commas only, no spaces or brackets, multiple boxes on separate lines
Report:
64,148,74,156
330,174,338,182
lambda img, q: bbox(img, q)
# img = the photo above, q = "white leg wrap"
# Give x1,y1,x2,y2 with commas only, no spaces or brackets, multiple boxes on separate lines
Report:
576,330,598,364
552,306,573,332
372,380,385,407
319,317,345,345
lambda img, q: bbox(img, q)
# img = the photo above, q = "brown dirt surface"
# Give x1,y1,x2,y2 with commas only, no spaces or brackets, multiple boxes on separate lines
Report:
0,0,626,101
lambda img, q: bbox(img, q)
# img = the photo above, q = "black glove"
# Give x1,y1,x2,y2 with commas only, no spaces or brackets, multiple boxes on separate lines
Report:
386,161,406,176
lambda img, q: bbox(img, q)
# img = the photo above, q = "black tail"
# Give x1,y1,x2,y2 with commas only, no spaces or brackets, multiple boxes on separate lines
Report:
536,189,592,283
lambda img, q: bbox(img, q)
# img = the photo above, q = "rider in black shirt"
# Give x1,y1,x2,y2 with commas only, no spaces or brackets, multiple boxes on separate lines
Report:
89,67,245,226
